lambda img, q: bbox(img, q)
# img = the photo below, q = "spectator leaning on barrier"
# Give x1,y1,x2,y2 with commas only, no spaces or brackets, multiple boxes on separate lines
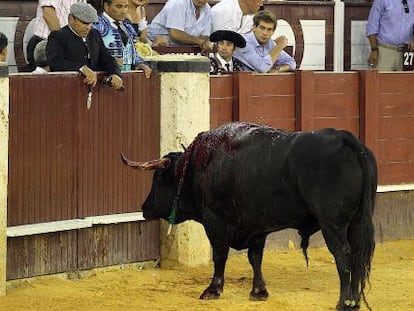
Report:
47,2,124,90
211,0,263,34
32,40,50,74
127,0,168,47
209,30,246,75
233,10,296,73
26,0,77,71
147,0,213,54
93,0,152,77
366,0,414,71
0,32,8,63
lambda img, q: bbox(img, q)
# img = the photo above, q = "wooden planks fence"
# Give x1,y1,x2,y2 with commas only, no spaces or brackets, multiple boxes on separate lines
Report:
210,70,414,185
7,72,161,279
6,69,414,280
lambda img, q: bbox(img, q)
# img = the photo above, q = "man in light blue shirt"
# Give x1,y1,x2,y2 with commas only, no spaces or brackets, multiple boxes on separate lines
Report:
366,0,414,71
147,0,213,52
233,10,296,73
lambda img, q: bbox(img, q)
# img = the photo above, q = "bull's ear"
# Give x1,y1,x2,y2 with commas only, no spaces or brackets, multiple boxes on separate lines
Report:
120,153,171,170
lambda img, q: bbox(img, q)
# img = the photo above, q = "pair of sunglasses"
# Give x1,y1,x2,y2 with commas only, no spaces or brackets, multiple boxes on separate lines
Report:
402,0,409,13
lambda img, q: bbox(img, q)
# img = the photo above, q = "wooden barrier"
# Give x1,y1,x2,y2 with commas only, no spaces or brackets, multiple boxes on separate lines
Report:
7,72,161,279
210,70,414,185
5,69,414,279
8,72,160,225
297,71,360,134
363,71,414,185
237,72,297,130
210,75,235,129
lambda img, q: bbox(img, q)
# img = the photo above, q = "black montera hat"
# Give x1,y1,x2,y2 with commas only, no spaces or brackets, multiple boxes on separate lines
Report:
209,30,246,48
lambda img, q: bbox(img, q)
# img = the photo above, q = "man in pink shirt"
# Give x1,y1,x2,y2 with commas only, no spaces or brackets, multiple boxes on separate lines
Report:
26,0,76,71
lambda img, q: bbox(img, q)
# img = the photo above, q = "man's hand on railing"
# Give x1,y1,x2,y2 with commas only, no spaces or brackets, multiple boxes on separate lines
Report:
110,75,124,91
198,39,213,55
104,74,124,91
152,35,168,47
136,63,152,79
79,65,97,87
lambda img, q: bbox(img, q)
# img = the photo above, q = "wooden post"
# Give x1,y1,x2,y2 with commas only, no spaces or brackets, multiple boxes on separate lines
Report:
147,55,211,268
233,71,253,122
359,70,379,157
296,70,317,130
333,0,345,71
0,63,9,295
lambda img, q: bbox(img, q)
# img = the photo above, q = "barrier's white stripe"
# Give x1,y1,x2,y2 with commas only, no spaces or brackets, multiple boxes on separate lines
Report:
7,212,144,237
377,184,414,193
85,212,145,225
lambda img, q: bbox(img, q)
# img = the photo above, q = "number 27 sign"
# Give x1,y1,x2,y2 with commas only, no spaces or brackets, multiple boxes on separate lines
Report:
403,47,414,71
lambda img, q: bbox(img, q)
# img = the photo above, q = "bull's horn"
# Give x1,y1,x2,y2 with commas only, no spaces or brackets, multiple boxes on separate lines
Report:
120,153,170,170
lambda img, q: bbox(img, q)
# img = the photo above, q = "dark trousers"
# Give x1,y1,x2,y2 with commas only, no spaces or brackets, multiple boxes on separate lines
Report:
26,35,44,71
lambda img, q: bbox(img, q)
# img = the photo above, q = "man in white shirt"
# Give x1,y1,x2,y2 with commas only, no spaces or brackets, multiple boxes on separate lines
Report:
26,0,77,71
211,0,263,34
147,0,213,53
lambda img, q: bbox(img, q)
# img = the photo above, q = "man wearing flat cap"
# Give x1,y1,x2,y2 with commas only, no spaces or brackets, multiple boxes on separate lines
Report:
47,2,124,90
209,30,246,75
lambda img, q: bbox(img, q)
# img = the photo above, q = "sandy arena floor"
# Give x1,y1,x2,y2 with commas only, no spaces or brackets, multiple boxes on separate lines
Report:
1,240,413,311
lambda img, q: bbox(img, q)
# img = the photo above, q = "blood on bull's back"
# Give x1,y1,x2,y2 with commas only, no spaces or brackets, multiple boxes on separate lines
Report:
121,122,377,311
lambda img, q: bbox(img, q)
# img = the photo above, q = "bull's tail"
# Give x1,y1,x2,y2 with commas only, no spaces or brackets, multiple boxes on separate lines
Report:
298,220,320,267
343,131,377,310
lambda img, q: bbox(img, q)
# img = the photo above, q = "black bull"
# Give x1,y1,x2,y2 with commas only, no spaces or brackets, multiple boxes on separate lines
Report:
121,122,377,311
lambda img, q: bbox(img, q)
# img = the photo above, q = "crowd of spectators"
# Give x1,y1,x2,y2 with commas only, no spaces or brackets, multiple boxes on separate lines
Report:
3,0,296,79
4,0,410,78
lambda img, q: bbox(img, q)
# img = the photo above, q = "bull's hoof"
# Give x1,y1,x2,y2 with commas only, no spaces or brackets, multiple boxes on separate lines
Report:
199,288,221,300
249,287,269,301
336,300,360,311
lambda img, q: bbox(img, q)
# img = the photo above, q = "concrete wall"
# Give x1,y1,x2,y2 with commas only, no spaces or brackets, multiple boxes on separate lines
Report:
152,56,212,268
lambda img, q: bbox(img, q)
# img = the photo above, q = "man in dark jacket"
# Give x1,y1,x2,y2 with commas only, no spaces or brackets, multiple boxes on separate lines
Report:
209,30,245,75
47,2,123,90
